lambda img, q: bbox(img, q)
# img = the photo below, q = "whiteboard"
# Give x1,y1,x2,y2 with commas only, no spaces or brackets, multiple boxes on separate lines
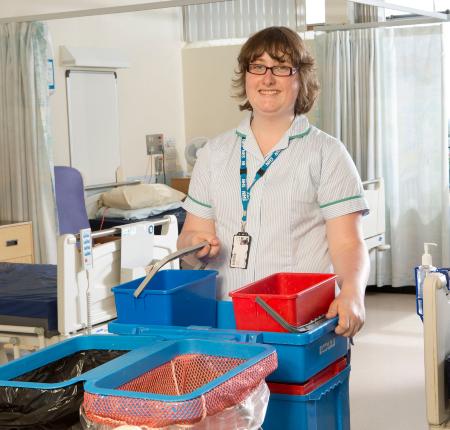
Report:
66,70,121,186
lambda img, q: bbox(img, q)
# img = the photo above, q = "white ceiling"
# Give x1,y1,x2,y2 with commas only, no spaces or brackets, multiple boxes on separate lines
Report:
1,0,448,22
0,0,171,19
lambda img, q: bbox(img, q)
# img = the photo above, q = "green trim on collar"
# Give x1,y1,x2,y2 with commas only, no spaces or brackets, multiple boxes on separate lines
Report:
289,126,312,141
236,130,247,138
187,194,212,208
320,195,363,209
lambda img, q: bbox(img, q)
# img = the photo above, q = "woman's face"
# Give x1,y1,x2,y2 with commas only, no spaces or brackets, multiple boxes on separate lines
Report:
245,52,299,119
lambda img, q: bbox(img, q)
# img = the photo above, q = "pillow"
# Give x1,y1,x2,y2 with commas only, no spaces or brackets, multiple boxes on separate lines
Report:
85,191,104,219
100,184,186,210
96,201,183,220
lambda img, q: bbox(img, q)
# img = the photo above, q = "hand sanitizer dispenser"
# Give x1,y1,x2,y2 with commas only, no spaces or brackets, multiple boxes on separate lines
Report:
415,242,437,320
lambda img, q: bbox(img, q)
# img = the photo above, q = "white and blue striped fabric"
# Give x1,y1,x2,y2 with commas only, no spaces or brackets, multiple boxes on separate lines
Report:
183,113,369,299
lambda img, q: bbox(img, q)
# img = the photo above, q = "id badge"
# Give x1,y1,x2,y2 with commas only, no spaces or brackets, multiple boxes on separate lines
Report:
230,232,251,269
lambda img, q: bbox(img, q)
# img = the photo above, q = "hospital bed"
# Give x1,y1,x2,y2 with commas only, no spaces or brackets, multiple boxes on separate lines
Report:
423,273,450,429
361,178,390,286
84,178,186,232
0,215,179,363
362,178,389,252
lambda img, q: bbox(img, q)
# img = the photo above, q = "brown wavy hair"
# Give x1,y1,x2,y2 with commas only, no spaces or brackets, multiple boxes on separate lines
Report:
233,26,320,115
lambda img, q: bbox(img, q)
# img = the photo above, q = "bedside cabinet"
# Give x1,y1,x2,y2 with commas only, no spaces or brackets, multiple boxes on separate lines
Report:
0,221,35,263
170,177,190,195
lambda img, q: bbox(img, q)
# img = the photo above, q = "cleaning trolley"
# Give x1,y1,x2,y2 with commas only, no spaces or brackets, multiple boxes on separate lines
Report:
0,243,351,429
107,268,351,429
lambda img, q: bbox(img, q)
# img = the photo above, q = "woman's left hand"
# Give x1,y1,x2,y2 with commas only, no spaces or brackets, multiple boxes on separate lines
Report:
325,290,365,338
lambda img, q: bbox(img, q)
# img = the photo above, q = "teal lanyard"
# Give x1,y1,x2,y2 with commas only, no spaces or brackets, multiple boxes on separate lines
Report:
239,135,282,231
238,126,311,231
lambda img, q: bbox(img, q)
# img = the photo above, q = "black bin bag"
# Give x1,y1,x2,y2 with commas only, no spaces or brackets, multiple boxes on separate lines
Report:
0,349,126,430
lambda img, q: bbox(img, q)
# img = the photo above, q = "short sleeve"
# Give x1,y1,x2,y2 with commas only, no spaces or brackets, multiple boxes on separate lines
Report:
182,143,215,219
318,140,369,219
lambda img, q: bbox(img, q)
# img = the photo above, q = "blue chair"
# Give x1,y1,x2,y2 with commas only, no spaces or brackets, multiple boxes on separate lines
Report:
54,166,90,235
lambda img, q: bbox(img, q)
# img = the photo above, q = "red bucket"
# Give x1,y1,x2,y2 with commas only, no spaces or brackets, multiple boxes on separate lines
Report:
268,356,347,395
229,272,337,332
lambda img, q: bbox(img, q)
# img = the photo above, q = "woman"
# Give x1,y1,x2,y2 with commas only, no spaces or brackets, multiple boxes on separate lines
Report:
178,26,369,338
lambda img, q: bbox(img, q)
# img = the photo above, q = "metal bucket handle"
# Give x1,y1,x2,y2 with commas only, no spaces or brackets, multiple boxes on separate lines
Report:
133,241,210,298
255,296,326,333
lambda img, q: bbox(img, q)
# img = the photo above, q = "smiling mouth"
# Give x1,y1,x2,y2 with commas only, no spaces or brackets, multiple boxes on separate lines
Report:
258,90,280,95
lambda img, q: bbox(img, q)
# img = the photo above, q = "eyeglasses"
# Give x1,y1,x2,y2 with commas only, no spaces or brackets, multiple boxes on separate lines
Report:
247,63,298,77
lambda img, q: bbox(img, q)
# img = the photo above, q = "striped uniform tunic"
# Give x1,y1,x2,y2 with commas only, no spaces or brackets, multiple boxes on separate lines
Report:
183,114,369,300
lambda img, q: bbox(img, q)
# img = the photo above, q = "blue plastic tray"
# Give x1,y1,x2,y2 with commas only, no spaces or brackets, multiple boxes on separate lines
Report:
84,339,275,401
0,335,275,396
108,301,349,383
112,270,218,327
0,335,160,389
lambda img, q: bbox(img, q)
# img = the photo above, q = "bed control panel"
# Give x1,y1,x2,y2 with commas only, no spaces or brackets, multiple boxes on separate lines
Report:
80,228,93,270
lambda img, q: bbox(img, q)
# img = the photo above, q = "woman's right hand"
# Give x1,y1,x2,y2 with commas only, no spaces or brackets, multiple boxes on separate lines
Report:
177,213,221,260
190,232,221,259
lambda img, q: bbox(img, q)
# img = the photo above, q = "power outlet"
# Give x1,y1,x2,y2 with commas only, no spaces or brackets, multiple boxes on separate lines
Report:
146,134,164,155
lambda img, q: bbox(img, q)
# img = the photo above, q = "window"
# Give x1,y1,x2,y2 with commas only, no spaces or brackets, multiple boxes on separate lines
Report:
183,0,325,42
305,0,325,25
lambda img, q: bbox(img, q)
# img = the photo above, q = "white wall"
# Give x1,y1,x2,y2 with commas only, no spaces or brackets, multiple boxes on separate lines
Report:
2,0,351,180
182,42,245,143
48,8,186,180
325,0,352,24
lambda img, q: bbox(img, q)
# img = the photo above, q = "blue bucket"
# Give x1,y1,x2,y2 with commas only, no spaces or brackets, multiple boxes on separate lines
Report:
112,270,218,327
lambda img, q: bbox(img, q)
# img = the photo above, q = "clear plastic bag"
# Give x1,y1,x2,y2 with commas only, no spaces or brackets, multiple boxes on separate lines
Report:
80,380,269,430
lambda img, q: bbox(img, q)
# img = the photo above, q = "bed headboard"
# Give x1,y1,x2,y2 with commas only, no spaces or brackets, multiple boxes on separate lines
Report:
56,215,178,336
362,178,388,252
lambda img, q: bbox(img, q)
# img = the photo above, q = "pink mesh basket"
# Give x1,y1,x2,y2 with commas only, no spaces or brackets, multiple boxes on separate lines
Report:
82,341,277,428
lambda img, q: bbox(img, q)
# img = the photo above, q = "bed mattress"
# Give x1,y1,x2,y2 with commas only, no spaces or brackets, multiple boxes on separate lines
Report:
0,263,57,336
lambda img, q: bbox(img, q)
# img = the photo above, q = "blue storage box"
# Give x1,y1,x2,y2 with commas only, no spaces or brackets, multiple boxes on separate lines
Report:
261,325,348,383
217,300,349,383
109,301,348,384
112,270,218,327
263,366,350,430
